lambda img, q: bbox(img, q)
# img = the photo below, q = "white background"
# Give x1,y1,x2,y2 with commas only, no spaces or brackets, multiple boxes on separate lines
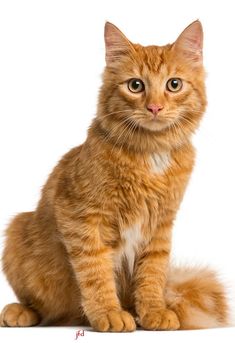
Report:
0,0,235,342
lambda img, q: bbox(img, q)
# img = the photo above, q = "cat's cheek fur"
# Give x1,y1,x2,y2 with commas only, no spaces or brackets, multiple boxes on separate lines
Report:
117,86,145,110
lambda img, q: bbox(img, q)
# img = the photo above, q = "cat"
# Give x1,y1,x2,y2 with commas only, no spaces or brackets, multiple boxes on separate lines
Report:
0,21,229,331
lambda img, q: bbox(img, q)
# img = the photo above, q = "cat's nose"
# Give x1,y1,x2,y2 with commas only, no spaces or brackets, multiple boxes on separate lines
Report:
147,104,163,115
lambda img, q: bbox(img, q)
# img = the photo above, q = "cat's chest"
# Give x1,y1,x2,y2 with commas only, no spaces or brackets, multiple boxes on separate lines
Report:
114,152,172,274
114,222,144,275
117,150,172,215
112,146,194,275
148,151,171,175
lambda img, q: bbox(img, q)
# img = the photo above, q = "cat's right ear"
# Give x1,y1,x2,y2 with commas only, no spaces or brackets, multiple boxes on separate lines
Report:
104,22,133,65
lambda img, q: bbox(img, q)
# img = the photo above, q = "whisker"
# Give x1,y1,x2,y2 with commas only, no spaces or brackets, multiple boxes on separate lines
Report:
111,119,136,157
171,119,189,141
101,115,134,146
99,109,134,119
116,119,137,157
180,116,196,125
126,120,138,154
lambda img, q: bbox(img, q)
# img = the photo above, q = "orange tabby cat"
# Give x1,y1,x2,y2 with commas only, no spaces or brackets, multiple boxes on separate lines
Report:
0,21,229,331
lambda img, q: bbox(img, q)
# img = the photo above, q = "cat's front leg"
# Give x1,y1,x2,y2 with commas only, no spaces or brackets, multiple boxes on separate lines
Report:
58,216,136,332
134,222,180,330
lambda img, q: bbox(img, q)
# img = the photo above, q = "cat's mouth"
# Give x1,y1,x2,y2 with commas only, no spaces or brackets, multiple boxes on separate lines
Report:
133,115,172,132
142,121,170,132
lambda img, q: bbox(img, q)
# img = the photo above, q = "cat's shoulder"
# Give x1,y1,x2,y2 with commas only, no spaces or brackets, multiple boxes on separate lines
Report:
59,145,84,165
170,141,195,172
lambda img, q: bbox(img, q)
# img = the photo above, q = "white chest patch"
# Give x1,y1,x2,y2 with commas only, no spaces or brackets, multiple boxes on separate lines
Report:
150,151,171,175
114,223,143,275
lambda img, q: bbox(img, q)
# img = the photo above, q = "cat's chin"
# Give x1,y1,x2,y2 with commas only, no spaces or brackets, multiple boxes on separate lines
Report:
138,120,170,132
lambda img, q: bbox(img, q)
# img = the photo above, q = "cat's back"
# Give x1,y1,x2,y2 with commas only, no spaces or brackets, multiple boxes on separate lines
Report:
39,144,84,203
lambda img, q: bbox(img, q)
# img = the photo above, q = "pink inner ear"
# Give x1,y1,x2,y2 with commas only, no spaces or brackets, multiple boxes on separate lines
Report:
184,37,202,61
104,22,132,65
174,21,203,63
188,36,202,50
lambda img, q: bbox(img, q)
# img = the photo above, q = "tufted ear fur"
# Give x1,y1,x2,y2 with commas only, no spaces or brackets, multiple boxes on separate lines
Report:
104,22,134,65
173,20,203,65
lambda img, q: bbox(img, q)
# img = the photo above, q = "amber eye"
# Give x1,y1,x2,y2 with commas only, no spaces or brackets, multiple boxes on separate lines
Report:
128,78,145,93
166,78,183,92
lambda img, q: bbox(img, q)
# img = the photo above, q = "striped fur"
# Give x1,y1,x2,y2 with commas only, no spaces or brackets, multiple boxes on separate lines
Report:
0,21,229,331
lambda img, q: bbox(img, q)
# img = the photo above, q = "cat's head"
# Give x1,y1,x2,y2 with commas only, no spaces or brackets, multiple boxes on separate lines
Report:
96,21,206,153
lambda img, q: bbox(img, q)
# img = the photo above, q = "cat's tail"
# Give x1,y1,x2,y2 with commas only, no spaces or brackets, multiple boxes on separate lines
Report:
165,265,231,329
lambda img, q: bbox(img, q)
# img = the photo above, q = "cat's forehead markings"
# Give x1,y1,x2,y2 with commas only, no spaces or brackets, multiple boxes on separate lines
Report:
132,66,142,78
155,63,169,77
142,46,165,72
138,63,169,86
135,52,169,77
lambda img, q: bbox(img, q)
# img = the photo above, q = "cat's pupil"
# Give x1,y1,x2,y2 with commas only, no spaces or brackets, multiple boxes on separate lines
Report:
171,79,178,88
132,80,141,89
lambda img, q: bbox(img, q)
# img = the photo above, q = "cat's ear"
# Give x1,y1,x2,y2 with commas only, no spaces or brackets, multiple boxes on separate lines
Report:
173,20,203,65
104,22,133,65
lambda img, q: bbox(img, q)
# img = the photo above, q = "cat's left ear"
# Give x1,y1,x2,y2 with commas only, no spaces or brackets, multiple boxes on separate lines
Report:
173,20,203,65
104,22,133,65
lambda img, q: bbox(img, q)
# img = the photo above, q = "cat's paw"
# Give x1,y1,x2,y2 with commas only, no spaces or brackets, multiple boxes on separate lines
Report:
91,310,136,332
0,303,40,327
138,308,180,330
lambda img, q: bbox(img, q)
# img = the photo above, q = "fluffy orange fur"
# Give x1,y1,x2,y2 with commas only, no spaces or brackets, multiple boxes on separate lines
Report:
0,21,229,331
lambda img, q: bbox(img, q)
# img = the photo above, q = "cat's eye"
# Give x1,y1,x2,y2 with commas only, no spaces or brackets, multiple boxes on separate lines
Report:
127,78,145,93
166,78,183,92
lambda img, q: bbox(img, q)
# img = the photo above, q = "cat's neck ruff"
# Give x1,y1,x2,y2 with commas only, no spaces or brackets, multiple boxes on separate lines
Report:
91,118,190,157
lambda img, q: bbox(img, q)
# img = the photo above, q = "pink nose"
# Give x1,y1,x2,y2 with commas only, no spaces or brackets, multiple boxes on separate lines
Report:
147,104,163,115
